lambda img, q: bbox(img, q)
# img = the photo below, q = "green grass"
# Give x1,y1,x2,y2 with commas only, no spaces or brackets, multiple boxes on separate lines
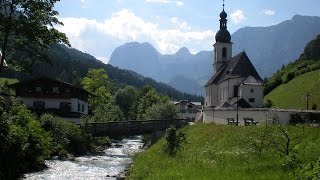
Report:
0,77,18,85
265,69,320,110
128,123,320,180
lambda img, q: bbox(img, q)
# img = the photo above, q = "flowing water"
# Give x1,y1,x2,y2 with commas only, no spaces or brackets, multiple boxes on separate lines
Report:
25,137,143,180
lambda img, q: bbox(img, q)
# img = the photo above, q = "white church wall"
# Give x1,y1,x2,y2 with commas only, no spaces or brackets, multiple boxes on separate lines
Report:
203,108,318,125
240,85,263,107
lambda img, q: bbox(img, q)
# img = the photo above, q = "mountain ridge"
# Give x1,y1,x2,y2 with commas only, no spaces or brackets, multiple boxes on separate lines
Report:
108,14,320,96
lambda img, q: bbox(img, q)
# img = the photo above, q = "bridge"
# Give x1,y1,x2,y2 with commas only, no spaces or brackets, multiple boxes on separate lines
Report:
81,119,189,137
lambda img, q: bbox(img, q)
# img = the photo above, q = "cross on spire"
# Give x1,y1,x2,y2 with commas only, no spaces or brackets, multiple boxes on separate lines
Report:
223,0,225,10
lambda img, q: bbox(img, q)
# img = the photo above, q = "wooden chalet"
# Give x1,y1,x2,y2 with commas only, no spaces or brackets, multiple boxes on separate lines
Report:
10,77,90,123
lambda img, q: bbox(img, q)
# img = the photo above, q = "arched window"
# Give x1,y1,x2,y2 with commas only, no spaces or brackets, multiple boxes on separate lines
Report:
222,47,227,58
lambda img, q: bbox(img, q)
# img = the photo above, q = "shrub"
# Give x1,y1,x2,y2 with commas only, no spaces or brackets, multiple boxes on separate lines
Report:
143,102,179,120
295,157,320,179
0,102,52,179
164,125,186,156
312,104,317,110
40,114,90,156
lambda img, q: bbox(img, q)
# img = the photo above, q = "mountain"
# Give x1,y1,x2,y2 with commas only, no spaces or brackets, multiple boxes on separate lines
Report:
109,42,161,79
232,15,320,78
108,15,320,96
0,44,203,102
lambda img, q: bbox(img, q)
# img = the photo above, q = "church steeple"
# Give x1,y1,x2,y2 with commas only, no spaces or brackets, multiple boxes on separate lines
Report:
215,0,231,43
213,0,232,74
219,0,227,29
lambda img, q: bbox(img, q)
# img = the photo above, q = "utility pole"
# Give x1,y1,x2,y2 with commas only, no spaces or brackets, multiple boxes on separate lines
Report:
236,81,239,124
305,92,311,110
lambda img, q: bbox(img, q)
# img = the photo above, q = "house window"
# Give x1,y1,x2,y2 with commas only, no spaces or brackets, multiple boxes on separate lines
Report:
33,101,45,110
250,89,254,93
60,102,71,112
222,47,227,58
78,103,80,111
82,104,85,112
233,85,239,97
35,87,42,93
52,87,59,93
249,98,255,103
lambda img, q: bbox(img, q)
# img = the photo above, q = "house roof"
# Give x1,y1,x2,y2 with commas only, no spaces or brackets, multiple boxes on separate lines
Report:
205,51,263,86
10,77,90,94
172,100,202,106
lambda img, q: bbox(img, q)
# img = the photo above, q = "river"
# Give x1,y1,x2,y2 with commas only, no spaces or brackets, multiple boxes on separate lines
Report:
24,137,143,180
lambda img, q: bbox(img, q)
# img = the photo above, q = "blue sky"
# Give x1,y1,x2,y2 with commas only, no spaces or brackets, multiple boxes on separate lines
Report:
54,0,320,63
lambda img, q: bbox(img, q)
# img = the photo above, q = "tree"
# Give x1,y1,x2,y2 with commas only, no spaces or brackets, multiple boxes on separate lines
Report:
136,86,169,119
81,68,112,109
164,125,186,156
0,0,69,72
88,102,124,122
143,102,179,120
114,86,137,119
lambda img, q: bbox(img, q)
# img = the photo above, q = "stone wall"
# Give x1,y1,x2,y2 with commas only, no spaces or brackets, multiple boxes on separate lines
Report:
203,108,320,125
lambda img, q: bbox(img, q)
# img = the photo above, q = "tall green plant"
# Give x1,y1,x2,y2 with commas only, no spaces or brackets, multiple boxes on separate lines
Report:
164,125,186,156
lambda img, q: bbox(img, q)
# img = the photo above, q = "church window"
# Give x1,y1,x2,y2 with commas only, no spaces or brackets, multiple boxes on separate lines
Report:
222,47,227,58
250,89,254,93
249,98,255,103
233,85,239,97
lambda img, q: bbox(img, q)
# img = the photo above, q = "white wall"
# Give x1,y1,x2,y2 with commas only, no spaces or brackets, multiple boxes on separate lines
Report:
240,84,263,107
17,97,89,115
18,97,71,109
203,108,317,125
70,98,89,115
213,42,232,73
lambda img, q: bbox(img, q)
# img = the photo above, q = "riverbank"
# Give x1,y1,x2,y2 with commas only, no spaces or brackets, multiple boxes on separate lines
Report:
128,123,320,179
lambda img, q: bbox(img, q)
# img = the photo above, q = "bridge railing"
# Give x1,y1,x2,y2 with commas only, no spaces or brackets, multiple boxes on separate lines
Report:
81,119,188,136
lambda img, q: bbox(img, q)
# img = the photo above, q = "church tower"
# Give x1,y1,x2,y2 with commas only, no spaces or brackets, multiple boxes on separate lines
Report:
213,1,232,74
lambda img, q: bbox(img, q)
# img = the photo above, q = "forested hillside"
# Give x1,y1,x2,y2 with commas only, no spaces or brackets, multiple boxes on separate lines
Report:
264,34,320,95
1,44,203,102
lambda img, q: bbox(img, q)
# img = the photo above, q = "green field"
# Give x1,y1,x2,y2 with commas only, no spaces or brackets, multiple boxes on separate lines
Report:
0,77,18,85
265,69,320,110
128,123,320,180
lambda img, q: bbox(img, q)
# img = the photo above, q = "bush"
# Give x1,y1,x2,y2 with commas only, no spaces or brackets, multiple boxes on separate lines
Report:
295,157,320,179
40,114,90,156
143,102,179,120
164,125,186,156
0,102,52,179
312,104,317,110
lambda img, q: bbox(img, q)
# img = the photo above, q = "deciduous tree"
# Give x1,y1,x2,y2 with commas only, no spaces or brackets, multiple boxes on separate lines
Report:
0,0,69,72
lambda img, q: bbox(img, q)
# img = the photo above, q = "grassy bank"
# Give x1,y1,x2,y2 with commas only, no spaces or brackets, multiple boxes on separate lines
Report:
0,77,18,85
128,123,320,179
265,69,320,110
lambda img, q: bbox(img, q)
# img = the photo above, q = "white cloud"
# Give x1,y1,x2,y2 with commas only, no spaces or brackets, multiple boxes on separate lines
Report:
262,9,276,16
230,9,246,24
57,9,214,55
145,0,184,6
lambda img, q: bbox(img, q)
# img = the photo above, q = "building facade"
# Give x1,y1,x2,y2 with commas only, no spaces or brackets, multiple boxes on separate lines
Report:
172,100,202,121
11,77,90,123
204,5,263,108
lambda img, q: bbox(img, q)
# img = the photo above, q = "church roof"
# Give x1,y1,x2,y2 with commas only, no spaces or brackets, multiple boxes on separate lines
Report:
205,51,263,86
215,101,235,110
242,75,263,85
215,29,231,43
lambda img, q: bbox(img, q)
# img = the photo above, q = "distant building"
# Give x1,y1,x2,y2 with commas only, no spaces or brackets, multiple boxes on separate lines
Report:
204,4,263,108
172,100,202,121
10,77,90,123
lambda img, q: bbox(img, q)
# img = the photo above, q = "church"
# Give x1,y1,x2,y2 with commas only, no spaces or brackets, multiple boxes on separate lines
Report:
204,3,264,108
